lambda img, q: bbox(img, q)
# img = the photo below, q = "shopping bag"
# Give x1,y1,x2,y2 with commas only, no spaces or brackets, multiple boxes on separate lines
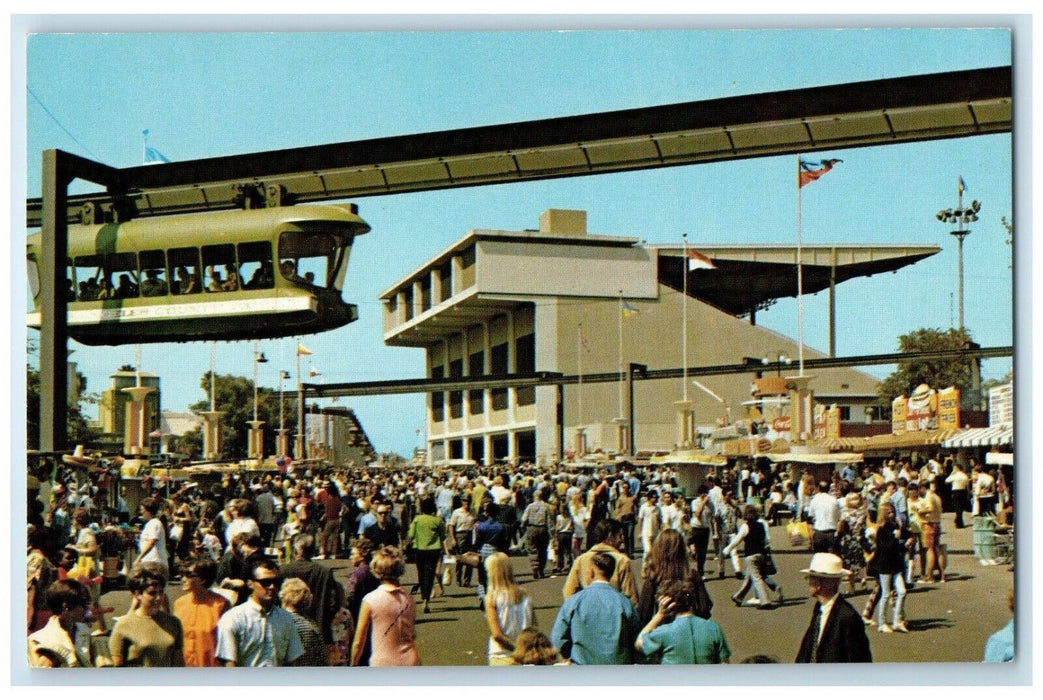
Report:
547,544,557,564
168,523,184,542
787,520,810,546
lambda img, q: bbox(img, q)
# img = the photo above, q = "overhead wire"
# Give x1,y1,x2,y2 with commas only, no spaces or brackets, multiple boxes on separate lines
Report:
27,85,102,161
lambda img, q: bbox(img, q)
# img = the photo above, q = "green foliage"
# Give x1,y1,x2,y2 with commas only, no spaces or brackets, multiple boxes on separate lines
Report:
981,367,1014,394
174,427,203,461
877,327,981,409
26,364,99,450
189,372,297,459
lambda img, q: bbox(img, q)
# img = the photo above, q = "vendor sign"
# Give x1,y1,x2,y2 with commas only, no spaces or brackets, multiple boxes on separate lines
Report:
892,396,907,434
937,386,961,430
905,383,938,431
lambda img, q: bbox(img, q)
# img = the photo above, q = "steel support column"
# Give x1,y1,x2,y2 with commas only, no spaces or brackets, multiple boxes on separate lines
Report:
39,151,70,452
38,150,121,452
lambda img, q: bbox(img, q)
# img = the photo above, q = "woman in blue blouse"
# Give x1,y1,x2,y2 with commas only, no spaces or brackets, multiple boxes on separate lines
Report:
635,575,731,664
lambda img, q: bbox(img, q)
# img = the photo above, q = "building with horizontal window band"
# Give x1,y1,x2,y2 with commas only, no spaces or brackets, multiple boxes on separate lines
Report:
381,209,939,466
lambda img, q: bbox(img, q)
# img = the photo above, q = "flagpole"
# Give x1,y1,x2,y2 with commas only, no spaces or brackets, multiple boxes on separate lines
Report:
209,341,216,413
796,155,805,377
135,344,145,451
618,291,624,419
578,324,584,428
296,338,303,458
681,234,689,402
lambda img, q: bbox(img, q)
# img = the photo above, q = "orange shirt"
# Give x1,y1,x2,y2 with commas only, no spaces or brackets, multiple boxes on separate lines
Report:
173,589,229,667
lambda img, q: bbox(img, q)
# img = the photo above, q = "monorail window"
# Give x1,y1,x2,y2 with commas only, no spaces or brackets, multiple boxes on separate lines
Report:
201,244,239,293
238,241,274,290
278,231,344,290
27,255,40,299
109,252,139,299
138,249,169,297
73,254,104,300
169,248,202,295
65,259,76,301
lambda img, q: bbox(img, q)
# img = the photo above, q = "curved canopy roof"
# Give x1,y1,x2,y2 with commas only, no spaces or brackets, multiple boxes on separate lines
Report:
657,244,940,316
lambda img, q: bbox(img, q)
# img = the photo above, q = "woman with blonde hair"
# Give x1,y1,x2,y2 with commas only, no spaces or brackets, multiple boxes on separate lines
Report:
837,491,869,594
351,546,418,666
568,491,589,560
872,501,914,633
279,577,326,666
483,551,535,665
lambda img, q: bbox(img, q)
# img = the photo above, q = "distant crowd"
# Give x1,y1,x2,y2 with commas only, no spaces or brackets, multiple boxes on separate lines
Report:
26,451,1014,667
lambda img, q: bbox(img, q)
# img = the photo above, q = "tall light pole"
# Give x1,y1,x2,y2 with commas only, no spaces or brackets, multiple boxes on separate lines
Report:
248,340,267,459
202,341,224,460
277,369,290,457
936,177,981,331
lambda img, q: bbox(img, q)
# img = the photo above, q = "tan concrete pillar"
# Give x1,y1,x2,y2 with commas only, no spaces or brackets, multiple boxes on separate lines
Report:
785,375,815,444
276,428,289,459
121,386,154,456
573,428,587,457
201,410,225,460
674,400,695,450
247,420,265,459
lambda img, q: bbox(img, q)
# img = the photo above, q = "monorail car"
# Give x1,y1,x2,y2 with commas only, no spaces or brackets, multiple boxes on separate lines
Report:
26,204,370,345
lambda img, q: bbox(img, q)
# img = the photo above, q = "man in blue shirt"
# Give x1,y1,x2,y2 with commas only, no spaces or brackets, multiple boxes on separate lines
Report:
551,550,639,665
216,558,303,667
983,587,1014,662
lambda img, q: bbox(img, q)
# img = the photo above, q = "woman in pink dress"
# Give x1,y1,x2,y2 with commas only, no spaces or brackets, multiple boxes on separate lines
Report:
351,546,419,666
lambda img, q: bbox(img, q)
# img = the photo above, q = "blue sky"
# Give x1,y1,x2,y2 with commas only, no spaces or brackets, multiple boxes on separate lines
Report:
19,26,1016,456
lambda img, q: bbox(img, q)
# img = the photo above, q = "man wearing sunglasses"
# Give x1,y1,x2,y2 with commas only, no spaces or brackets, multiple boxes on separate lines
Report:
215,558,303,667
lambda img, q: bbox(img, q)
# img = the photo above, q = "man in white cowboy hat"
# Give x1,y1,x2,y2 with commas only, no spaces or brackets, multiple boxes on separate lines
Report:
795,552,872,663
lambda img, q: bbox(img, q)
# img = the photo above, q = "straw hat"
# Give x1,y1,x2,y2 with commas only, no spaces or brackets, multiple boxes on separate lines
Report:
62,445,96,467
801,553,851,578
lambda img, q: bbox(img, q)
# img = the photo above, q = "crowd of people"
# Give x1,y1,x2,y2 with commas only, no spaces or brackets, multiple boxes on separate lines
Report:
25,450,1013,668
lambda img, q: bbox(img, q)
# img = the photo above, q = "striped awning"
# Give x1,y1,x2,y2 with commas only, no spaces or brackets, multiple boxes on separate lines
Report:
941,425,1014,448
810,437,866,452
851,427,963,454
761,452,864,464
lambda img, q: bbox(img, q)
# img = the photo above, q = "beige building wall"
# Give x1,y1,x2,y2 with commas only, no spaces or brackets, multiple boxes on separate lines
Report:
552,285,879,455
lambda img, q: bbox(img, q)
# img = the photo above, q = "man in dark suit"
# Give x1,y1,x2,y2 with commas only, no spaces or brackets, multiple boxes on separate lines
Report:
796,553,872,663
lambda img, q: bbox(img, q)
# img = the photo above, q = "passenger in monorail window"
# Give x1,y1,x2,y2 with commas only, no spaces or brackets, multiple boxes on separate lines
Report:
207,270,225,293
141,269,169,297
116,274,139,299
244,267,267,290
222,268,240,292
174,267,197,295
96,277,114,300
280,259,304,284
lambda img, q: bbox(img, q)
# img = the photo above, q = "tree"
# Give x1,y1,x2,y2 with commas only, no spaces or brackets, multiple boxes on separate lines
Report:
1001,215,1013,271
173,427,203,461
877,327,982,410
26,364,98,450
981,367,1013,394
189,372,297,459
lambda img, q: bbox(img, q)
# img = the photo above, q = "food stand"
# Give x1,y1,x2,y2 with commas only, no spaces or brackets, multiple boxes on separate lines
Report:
649,450,729,497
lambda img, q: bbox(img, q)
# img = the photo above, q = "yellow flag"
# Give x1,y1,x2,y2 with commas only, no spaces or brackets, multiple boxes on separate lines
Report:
296,344,313,356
